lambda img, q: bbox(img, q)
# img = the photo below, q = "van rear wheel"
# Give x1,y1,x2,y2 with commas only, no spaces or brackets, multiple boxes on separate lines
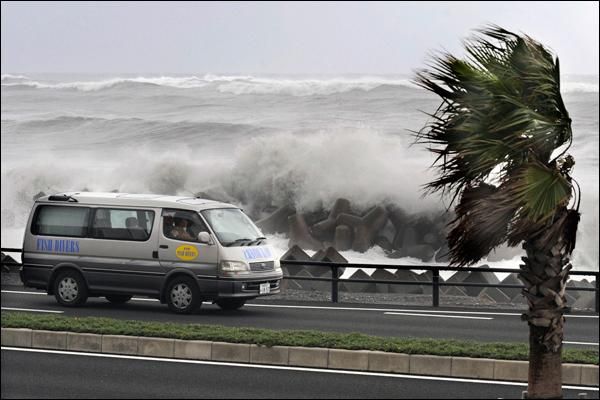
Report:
216,299,246,310
54,270,88,307
166,276,201,314
105,295,132,304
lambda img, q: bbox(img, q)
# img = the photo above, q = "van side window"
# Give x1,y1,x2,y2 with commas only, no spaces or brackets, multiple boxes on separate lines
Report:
31,205,90,237
163,209,207,243
91,208,155,241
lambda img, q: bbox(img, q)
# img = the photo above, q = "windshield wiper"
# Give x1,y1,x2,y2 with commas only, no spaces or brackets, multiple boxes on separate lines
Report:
248,237,267,246
225,238,254,247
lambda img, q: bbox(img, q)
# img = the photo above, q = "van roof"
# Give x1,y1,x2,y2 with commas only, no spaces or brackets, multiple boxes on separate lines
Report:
36,192,238,211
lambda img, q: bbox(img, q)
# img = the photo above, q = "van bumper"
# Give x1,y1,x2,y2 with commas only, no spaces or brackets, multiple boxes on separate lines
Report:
217,274,282,298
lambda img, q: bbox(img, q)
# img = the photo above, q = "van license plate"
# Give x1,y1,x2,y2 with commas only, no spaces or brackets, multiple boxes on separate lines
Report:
259,283,270,294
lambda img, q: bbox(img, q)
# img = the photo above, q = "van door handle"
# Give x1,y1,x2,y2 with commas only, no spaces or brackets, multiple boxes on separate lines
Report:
159,245,169,249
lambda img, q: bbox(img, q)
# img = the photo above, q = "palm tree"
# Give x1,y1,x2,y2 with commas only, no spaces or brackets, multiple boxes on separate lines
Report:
415,26,580,399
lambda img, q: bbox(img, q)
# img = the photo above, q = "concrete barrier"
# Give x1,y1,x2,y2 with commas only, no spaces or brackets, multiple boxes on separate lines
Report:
451,357,494,379
32,330,67,350
67,332,102,352
102,334,138,355
410,355,452,376
329,349,369,371
138,337,175,358
174,339,212,360
494,360,528,381
368,351,409,373
250,345,289,365
2,328,597,386
1,328,32,347
212,342,250,363
288,347,329,368
581,365,599,386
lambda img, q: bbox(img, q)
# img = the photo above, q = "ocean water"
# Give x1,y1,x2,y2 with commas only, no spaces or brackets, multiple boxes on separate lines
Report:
1,73,598,273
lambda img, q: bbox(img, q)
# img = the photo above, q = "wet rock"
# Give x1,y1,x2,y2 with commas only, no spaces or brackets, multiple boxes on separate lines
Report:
288,214,323,251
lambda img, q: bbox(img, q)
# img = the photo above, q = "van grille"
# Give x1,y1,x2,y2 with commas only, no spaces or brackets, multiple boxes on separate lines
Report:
249,261,275,272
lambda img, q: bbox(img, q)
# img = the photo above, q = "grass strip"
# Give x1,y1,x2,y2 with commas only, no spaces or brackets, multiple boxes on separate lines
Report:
2,311,597,364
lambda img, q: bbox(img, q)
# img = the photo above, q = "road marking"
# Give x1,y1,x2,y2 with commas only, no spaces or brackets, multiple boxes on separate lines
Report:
2,347,597,391
564,341,599,346
384,312,493,320
2,290,598,319
1,307,63,314
1,290,46,296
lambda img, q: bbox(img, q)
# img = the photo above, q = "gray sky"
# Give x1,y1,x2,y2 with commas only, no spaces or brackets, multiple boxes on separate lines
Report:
1,1,598,75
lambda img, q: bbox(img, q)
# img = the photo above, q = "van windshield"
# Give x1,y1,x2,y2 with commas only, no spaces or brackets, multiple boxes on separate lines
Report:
201,208,264,246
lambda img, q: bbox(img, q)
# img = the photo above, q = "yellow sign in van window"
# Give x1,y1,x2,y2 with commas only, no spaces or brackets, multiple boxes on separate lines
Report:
175,245,199,261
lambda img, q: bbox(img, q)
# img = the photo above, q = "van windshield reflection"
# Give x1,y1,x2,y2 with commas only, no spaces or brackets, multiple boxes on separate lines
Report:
200,208,264,246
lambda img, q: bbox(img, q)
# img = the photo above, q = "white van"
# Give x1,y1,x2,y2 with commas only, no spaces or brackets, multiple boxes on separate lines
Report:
21,192,282,314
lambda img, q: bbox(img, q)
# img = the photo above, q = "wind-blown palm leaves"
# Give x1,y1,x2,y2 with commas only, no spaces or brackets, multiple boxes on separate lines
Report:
415,25,581,398
415,25,579,268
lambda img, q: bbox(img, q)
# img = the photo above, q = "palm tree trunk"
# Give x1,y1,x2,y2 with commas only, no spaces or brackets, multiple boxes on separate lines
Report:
519,232,571,399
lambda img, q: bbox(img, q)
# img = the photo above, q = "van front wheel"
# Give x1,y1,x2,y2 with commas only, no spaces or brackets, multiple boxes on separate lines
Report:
216,299,246,310
54,270,88,307
166,277,201,314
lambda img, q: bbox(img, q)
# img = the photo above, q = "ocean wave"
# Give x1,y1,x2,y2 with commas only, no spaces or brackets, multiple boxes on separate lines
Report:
562,81,599,93
1,73,30,80
0,74,419,95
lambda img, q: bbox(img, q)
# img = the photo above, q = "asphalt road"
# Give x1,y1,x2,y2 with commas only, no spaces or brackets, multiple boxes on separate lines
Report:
2,348,597,399
2,286,598,347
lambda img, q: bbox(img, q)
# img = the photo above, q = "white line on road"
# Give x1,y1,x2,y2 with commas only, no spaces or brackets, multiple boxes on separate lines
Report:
1,307,63,314
2,290,598,319
564,341,599,346
384,312,493,320
2,346,597,391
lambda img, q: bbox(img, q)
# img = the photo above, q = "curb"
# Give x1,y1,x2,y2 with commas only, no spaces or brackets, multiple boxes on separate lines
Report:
2,328,598,386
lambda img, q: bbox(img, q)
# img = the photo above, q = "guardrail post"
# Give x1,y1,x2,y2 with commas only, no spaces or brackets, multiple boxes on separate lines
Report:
332,265,339,303
596,275,600,312
432,269,440,308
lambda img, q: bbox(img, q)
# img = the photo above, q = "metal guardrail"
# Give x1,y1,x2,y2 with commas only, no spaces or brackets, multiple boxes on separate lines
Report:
2,247,598,312
280,259,600,313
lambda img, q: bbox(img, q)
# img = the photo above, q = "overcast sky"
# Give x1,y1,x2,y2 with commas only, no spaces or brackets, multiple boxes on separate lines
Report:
1,1,598,75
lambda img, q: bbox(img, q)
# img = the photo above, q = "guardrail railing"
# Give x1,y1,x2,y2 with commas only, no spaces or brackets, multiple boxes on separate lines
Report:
280,259,600,312
2,247,598,312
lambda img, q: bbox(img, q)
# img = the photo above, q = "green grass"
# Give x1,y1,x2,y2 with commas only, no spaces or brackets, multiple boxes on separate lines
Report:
2,311,597,364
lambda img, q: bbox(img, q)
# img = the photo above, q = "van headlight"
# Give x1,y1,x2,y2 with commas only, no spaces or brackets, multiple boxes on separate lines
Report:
219,260,250,276
274,259,282,272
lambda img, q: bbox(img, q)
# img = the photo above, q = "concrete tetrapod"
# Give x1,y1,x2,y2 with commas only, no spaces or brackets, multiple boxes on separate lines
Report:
336,206,389,253
311,198,351,240
288,214,323,251
256,205,296,234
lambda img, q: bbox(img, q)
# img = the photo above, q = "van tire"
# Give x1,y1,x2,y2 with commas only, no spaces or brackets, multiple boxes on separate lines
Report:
166,276,201,314
53,270,88,307
215,299,246,310
105,295,132,304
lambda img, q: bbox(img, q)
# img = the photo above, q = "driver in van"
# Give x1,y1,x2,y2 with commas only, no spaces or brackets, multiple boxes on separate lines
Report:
170,214,195,241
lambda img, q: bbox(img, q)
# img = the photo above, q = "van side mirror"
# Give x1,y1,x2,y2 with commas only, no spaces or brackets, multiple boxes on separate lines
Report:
198,231,212,245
